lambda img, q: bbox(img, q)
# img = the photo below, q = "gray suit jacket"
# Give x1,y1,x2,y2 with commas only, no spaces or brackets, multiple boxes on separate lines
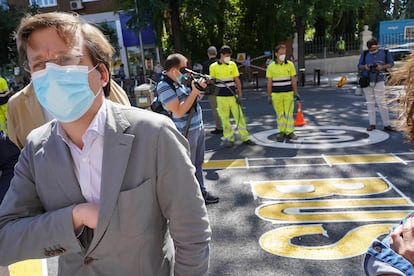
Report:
0,101,211,275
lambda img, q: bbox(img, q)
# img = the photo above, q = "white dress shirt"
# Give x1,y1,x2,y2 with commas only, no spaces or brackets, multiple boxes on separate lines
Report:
57,101,107,204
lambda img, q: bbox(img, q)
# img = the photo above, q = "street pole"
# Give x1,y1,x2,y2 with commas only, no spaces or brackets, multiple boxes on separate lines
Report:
134,0,147,79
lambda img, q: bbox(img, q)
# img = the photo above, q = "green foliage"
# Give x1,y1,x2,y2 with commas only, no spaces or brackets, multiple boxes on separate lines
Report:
0,5,23,66
1,0,405,72
0,4,39,73
97,22,120,57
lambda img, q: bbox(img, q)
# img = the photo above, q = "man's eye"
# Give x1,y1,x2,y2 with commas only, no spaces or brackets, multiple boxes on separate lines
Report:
32,62,45,71
58,56,74,65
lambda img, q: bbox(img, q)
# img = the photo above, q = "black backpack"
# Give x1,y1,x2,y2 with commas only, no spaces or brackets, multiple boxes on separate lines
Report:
150,76,176,117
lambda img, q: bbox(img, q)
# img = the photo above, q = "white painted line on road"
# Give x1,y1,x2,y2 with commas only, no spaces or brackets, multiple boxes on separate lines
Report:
378,172,414,206
321,154,332,167
391,152,408,165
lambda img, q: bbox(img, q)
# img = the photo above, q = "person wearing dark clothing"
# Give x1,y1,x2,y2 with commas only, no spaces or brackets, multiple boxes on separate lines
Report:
0,130,19,203
202,46,222,134
357,38,395,132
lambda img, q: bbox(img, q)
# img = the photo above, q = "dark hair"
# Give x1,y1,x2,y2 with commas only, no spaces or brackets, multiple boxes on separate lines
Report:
275,44,286,53
16,12,114,97
220,45,232,55
366,38,378,49
164,53,186,71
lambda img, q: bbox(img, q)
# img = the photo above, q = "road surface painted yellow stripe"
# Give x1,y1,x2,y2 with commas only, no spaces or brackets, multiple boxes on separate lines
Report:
203,159,246,169
9,259,45,276
252,177,389,199
203,153,404,170
257,198,413,223
259,223,394,260
325,154,400,164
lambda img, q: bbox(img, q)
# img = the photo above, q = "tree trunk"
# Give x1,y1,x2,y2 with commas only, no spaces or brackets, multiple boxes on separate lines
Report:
169,0,184,52
296,15,306,71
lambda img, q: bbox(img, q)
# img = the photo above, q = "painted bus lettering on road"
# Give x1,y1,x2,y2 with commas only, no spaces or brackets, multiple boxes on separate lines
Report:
251,175,414,260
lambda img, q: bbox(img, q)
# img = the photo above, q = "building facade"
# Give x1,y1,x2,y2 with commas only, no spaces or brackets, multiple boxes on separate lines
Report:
8,0,159,80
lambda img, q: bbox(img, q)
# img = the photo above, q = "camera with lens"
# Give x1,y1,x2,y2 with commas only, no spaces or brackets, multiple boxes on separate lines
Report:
368,64,378,71
181,73,215,94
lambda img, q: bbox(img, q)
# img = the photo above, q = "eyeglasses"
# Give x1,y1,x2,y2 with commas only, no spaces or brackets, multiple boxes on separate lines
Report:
23,54,89,73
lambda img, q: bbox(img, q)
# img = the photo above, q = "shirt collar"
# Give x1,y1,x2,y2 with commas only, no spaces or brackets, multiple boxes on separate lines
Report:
57,100,107,145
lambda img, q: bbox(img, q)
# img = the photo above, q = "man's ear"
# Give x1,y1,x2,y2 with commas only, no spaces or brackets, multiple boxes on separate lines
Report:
99,63,110,87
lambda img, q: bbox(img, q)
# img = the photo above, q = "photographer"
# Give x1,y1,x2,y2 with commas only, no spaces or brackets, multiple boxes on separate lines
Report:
357,38,395,132
157,53,219,205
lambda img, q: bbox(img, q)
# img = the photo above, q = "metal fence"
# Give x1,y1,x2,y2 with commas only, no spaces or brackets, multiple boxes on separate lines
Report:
305,33,414,59
305,34,361,59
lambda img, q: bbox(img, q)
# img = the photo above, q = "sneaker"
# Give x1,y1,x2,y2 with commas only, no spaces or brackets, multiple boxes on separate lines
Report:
202,191,219,205
276,133,286,142
384,125,396,132
287,132,298,140
243,139,256,145
367,125,376,131
210,128,223,134
223,140,234,148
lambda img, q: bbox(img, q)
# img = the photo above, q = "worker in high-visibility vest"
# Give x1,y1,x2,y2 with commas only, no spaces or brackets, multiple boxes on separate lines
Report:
266,44,300,142
337,36,345,56
0,74,10,135
209,45,255,148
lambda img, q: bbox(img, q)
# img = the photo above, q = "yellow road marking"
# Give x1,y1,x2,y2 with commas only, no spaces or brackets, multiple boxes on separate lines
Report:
9,259,44,276
259,223,394,260
203,153,404,169
257,198,412,222
203,159,246,169
325,154,400,164
252,177,389,199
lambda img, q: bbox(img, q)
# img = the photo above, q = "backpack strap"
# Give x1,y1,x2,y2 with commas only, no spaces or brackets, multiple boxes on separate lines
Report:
157,74,197,138
362,50,368,65
157,74,177,94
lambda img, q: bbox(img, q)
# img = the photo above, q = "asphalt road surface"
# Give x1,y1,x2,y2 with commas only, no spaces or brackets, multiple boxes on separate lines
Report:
202,81,412,276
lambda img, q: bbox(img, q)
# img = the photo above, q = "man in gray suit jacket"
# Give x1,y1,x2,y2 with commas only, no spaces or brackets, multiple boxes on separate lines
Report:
0,12,211,275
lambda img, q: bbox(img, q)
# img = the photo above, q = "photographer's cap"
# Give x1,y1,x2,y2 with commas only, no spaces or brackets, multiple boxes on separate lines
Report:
207,46,217,55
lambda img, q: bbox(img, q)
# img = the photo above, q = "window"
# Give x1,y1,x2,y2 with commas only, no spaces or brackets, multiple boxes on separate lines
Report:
29,0,57,8
404,26,414,40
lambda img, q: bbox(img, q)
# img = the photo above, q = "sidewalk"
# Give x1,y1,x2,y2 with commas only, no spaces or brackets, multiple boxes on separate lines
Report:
243,72,358,92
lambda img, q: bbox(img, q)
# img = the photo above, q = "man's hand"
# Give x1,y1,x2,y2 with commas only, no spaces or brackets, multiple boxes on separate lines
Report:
192,78,207,92
72,203,99,230
389,216,414,265
235,96,242,105
294,94,301,101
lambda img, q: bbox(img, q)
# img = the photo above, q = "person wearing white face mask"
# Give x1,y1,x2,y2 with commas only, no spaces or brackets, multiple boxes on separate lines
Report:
209,45,255,148
357,37,396,132
266,44,300,142
0,12,211,275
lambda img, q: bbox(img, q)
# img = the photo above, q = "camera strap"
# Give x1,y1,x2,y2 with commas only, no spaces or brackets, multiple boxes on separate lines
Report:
161,74,197,137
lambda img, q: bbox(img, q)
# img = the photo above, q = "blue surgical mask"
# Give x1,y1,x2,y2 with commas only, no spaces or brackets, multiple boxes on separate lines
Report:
177,72,186,83
31,63,101,123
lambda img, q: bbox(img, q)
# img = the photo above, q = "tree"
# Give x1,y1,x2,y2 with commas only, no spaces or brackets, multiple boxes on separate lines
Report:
0,4,39,74
0,6,24,67
401,0,414,18
117,0,185,53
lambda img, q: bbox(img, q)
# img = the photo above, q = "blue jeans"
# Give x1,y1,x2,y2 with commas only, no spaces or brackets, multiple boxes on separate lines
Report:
364,211,414,275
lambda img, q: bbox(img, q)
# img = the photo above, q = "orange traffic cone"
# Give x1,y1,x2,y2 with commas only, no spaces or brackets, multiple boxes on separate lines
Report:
337,75,347,88
294,102,306,127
